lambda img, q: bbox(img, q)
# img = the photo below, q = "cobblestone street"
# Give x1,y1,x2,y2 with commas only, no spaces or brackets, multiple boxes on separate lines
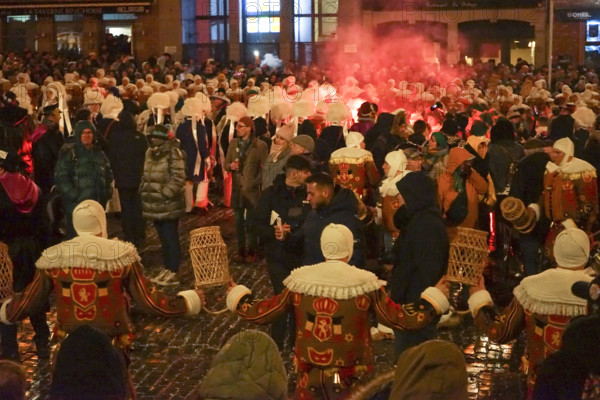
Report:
19,205,527,399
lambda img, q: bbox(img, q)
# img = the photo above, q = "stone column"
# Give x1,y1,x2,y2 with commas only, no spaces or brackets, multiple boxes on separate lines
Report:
36,16,54,53
279,0,294,62
534,20,547,68
447,22,459,65
228,0,241,62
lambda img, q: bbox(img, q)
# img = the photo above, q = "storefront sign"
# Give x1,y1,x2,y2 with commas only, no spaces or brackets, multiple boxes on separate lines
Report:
557,10,600,21
364,0,541,10
0,1,150,15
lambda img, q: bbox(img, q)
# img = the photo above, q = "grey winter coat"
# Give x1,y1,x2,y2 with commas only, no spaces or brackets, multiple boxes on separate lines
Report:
140,138,186,220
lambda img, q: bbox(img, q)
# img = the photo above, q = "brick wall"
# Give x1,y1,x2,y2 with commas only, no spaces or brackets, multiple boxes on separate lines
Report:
553,20,585,65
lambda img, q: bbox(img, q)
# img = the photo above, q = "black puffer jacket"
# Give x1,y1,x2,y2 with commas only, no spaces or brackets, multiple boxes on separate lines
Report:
140,138,186,220
289,186,366,268
391,172,448,304
107,111,148,190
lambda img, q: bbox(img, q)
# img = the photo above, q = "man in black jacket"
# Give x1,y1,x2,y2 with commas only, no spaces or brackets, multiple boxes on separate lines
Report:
391,171,449,357
107,110,148,249
277,172,366,269
253,155,311,348
31,104,64,197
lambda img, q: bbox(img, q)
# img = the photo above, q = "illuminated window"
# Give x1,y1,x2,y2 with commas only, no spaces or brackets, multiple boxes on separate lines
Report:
7,15,31,22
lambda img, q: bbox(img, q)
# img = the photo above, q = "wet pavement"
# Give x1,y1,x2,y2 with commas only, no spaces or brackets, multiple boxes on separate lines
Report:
18,204,527,399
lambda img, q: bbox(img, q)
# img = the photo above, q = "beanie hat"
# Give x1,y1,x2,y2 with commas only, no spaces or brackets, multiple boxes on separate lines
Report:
553,137,575,161
554,227,590,268
72,200,108,238
384,150,407,178
431,131,448,149
345,131,364,148
275,124,294,142
74,120,97,138
149,124,171,140
470,120,488,137
290,134,315,152
238,116,255,132
320,223,354,261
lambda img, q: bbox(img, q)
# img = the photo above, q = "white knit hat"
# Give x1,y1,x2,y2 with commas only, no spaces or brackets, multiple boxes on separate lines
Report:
553,137,575,160
554,228,590,269
345,131,364,148
384,150,407,178
72,200,108,238
320,223,354,261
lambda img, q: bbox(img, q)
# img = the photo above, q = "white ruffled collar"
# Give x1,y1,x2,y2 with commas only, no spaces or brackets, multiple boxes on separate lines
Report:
513,268,592,317
283,260,385,300
546,157,596,175
36,235,140,271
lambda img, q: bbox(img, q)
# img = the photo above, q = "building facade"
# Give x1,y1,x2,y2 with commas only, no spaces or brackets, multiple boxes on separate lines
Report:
0,0,182,61
0,0,597,69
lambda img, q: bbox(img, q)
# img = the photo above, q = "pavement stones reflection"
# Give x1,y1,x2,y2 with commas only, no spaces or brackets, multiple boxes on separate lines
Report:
19,205,526,399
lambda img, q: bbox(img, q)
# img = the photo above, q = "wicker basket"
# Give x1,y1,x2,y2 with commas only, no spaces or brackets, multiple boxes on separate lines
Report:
189,226,230,288
0,242,13,302
447,228,489,285
500,197,535,233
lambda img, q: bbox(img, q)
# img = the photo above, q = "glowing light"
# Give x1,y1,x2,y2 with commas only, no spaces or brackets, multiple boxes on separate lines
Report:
253,50,259,57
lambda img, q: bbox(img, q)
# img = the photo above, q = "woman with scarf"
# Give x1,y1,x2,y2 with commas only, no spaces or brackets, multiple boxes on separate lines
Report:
261,123,293,191
422,131,449,182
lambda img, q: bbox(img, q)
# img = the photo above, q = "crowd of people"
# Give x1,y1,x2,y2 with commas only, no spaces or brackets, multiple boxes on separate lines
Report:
0,45,599,400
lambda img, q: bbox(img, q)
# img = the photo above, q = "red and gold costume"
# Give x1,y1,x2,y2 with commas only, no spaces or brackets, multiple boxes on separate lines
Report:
469,268,592,398
529,153,598,259
329,147,380,198
0,235,201,344
227,260,449,399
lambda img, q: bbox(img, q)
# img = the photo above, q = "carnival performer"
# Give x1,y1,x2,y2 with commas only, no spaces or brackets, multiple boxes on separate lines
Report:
0,200,204,398
525,137,597,260
227,223,450,400
468,224,593,397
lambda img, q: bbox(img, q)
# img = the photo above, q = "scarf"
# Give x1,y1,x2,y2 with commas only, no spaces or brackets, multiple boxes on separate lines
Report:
268,142,286,161
236,137,252,164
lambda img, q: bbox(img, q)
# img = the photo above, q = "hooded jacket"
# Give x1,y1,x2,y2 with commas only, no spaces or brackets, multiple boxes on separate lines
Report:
54,121,113,214
391,172,448,304
437,147,488,229
140,137,186,220
390,340,468,400
290,187,366,268
196,330,288,400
